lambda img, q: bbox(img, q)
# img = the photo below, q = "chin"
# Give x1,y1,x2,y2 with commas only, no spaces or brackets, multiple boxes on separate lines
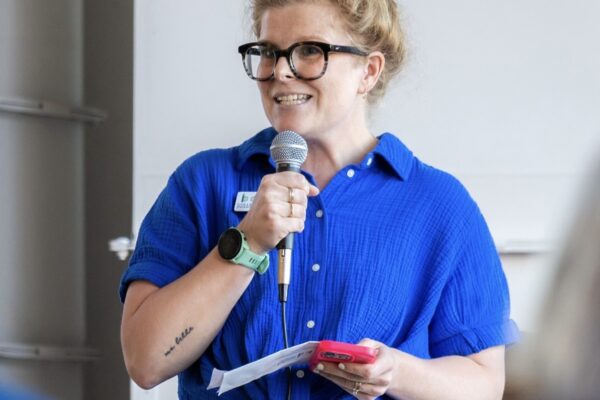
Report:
272,122,309,135
269,110,315,134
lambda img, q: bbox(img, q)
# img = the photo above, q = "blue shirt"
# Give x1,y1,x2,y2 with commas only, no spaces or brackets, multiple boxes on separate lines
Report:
120,128,519,399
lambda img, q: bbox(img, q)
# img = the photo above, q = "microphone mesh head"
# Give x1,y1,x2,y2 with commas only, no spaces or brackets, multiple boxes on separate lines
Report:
270,130,308,166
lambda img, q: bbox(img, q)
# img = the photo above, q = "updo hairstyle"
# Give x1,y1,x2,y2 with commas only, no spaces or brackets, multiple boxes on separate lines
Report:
250,0,407,104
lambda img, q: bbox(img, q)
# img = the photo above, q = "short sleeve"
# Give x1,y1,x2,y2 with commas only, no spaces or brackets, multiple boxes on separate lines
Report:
428,205,520,357
119,169,201,302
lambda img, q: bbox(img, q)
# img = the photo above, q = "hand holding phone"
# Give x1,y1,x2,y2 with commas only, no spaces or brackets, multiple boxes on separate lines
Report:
309,340,378,369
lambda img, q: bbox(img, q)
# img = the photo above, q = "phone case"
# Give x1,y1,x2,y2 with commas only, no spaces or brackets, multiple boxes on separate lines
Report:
309,340,377,369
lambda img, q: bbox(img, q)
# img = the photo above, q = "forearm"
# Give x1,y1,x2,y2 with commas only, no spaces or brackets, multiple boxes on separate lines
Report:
387,348,505,400
121,248,254,389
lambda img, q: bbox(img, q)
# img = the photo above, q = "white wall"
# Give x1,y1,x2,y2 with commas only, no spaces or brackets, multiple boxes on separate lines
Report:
133,1,267,229
134,0,600,244
378,0,600,246
133,1,600,398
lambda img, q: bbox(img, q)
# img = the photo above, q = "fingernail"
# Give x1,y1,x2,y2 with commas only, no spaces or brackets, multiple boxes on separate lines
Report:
338,363,346,370
316,363,324,371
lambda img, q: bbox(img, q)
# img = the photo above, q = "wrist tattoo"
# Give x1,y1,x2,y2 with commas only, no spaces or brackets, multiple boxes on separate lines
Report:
164,326,194,357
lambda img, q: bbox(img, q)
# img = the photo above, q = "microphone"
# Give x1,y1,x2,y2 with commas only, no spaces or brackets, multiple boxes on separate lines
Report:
270,130,308,303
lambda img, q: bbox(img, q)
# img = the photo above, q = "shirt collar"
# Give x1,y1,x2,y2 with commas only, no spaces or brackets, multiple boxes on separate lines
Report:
236,129,414,180
235,127,277,170
369,133,414,180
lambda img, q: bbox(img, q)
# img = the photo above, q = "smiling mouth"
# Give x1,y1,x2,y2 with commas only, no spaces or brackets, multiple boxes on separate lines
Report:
274,94,312,105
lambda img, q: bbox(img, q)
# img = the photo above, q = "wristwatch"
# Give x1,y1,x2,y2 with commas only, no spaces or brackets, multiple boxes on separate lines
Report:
217,228,269,274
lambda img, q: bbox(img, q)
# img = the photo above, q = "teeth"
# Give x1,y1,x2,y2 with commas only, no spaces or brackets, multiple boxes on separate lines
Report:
276,94,310,105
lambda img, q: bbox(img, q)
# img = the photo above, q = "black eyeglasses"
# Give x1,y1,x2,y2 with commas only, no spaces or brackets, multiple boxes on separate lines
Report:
237,41,368,81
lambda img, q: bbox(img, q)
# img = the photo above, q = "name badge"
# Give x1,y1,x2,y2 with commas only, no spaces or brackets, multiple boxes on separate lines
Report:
234,192,256,212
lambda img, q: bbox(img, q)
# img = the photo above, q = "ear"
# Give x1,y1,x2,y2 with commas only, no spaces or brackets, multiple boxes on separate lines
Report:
358,51,385,95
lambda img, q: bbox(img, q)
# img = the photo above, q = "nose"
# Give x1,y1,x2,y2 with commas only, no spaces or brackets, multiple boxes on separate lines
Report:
273,56,295,81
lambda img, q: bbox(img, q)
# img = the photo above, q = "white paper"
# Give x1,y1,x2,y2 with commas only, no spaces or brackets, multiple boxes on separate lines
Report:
207,341,319,395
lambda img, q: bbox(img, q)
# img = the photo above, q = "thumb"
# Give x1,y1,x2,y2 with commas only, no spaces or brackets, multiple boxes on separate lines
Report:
308,183,320,197
357,338,382,350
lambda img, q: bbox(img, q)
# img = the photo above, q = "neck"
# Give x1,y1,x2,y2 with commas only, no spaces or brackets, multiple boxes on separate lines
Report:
303,126,377,189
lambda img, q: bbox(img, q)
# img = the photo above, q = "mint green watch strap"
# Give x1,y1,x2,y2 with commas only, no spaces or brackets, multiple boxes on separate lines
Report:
232,250,269,274
232,232,269,274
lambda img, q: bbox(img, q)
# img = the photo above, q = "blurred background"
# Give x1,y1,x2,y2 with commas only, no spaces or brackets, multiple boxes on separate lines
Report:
0,1,599,399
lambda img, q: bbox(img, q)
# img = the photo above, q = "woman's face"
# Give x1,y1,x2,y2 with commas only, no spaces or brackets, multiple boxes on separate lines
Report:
257,2,367,141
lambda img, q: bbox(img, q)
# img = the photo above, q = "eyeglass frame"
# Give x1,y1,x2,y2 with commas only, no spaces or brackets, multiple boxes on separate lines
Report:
237,41,369,81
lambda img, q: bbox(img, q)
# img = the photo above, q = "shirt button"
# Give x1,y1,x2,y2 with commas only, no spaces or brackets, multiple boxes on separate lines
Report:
315,209,323,218
367,157,373,166
296,370,305,379
347,169,355,178
312,263,320,272
307,320,315,329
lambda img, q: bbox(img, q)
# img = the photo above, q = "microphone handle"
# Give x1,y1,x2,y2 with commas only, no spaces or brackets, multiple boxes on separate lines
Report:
276,162,301,302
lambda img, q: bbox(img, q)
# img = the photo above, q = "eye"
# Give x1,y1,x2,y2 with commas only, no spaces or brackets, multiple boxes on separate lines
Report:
246,47,262,56
296,45,322,58
261,47,276,58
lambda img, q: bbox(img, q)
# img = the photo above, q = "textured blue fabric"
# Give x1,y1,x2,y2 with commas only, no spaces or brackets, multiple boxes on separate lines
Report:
119,127,519,399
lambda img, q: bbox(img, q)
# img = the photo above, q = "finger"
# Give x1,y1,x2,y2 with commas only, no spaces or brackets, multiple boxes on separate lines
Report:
273,172,317,195
277,202,307,220
314,362,364,381
317,372,377,399
338,360,393,387
337,344,392,386
316,372,360,396
287,187,308,205
259,185,308,208
289,217,305,233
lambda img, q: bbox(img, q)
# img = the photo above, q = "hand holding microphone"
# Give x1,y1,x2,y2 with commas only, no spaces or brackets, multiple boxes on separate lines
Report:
237,131,318,300
270,131,314,302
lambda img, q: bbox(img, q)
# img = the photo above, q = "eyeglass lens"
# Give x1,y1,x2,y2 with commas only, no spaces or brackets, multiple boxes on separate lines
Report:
244,44,326,80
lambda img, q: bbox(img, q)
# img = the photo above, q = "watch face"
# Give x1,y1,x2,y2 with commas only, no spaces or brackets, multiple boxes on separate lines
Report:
218,228,243,260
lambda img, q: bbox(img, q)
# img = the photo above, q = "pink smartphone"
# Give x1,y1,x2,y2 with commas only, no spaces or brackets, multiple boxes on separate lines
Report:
310,340,377,369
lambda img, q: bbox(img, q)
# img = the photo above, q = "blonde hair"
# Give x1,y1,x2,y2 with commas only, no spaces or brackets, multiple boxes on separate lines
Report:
250,0,406,104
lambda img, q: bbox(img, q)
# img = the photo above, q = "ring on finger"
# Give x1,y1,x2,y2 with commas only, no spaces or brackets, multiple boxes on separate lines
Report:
288,187,294,203
352,381,362,396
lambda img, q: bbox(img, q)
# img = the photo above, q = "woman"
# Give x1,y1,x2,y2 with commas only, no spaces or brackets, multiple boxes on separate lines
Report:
120,1,519,399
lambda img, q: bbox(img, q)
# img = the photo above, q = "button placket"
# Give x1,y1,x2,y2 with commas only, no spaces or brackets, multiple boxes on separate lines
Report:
305,190,324,340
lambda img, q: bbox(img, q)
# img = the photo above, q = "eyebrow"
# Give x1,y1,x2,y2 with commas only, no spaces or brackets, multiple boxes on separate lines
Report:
295,35,330,42
255,40,276,47
256,35,331,48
